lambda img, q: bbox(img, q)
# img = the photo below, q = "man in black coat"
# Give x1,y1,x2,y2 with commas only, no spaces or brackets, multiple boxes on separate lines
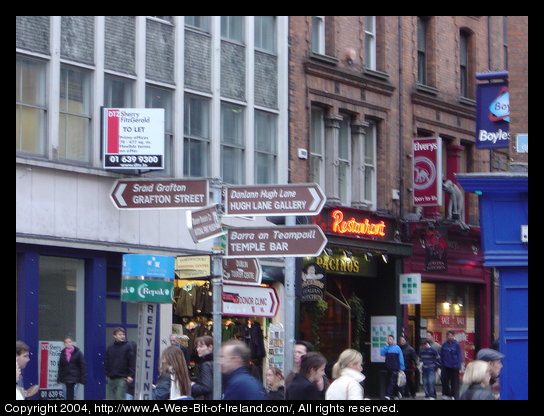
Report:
104,327,134,400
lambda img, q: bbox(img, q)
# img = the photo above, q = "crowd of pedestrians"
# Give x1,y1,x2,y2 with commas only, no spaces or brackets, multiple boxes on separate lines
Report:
15,330,504,401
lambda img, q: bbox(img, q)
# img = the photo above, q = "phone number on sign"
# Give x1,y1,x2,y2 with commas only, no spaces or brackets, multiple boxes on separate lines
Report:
105,155,162,168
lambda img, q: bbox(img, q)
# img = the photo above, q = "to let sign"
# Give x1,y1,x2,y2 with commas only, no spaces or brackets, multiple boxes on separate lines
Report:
225,225,327,258
223,183,325,216
103,108,165,169
412,137,443,206
222,284,279,318
111,179,208,209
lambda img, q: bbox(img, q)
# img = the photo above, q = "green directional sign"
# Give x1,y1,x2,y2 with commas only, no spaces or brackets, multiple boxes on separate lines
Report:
121,278,174,303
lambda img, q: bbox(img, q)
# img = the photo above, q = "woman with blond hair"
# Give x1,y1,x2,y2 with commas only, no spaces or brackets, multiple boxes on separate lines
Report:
325,349,365,400
459,360,495,400
153,346,193,400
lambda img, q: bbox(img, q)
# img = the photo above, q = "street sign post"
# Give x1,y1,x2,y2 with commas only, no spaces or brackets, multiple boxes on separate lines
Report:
110,179,208,209
223,183,325,216
222,258,261,286
187,205,224,243
222,284,279,318
224,225,327,258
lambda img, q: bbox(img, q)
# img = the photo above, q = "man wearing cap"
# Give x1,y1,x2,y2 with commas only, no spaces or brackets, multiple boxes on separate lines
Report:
476,348,504,387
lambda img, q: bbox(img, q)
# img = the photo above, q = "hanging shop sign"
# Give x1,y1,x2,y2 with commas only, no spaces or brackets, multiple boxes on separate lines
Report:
300,262,326,302
412,137,443,206
103,108,165,169
475,80,510,149
175,255,211,279
121,254,175,303
222,284,279,318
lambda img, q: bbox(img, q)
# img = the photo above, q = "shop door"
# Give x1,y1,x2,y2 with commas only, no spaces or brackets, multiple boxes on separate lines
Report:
38,256,85,400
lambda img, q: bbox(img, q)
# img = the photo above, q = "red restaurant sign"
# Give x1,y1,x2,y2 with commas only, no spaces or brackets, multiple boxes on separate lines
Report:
412,137,443,206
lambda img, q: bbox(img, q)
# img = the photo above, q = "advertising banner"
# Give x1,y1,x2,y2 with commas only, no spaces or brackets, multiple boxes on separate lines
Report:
103,108,165,169
413,137,443,206
475,81,510,149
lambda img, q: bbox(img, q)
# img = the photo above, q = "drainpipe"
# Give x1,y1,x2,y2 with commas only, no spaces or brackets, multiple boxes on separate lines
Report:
398,16,404,220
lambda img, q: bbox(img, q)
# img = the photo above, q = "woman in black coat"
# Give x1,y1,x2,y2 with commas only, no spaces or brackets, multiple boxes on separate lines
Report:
191,335,214,400
57,336,87,400
286,352,327,400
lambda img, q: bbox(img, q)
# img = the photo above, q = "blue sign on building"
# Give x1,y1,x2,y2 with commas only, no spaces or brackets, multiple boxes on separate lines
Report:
122,254,175,279
475,78,510,149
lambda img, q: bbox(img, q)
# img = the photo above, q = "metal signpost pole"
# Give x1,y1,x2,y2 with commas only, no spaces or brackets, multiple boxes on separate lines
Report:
211,181,223,400
283,215,296,377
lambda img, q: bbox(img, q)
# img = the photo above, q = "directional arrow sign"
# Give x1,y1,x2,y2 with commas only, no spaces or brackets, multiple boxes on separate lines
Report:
223,183,325,216
222,284,279,318
110,179,208,209
224,225,327,258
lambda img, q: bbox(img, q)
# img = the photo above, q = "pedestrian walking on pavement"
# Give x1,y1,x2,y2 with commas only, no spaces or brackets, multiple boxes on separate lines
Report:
439,330,462,400
57,336,87,400
265,367,285,400
325,349,365,400
476,348,504,388
419,340,439,399
286,351,327,400
153,345,193,400
380,335,405,400
399,336,418,399
191,335,213,400
459,360,495,400
220,340,266,400
104,327,134,400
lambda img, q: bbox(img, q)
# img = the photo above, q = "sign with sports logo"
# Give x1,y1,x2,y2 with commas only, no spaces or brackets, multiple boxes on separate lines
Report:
412,137,443,206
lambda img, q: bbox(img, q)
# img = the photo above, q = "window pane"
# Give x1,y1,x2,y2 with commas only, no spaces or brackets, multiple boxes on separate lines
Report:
16,57,46,106
184,95,209,139
255,110,277,153
221,146,244,184
339,118,350,159
310,109,323,153
185,16,209,32
221,103,244,145
60,66,90,115
184,137,209,177
104,76,133,108
221,16,244,43
255,152,276,184
255,16,276,53
59,114,90,161
16,105,46,154
146,86,173,132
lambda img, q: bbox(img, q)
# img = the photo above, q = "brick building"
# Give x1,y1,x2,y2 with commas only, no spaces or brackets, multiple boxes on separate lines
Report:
289,16,514,397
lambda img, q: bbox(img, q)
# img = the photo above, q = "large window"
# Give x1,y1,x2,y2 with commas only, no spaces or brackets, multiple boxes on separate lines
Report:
221,103,245,184
59,65,91,163
254,110,277,184
221,16,244,43
338,116,351,205
309,108,325,186
417,17,428,85
16,56,47,156
184,94,210,178
146,85,173,175
255,16,276,53
363,123,377,206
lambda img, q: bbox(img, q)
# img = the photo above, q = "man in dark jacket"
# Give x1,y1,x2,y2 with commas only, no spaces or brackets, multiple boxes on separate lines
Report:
104,327,134,400
439,330,462,400
219,340,265,400
399,336,418,398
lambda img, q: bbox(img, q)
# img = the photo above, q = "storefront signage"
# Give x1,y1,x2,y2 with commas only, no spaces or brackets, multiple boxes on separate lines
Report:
475,80,510,149
437,315,466,329
121,278,174,303
222,284,279,318
103,108,165,169
187,205,224,243
413,137,443,206
111,179,209,209
370,316,397,363
222,258,262,286
314,207,396,242
175,255,211,279
122,254,175,279
223,183,325,216
224,225,327,258
303,251,377,277
300,263,326,302
38,341,64,399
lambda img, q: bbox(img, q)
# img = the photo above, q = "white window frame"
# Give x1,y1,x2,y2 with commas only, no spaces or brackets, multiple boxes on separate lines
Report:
310,107,325,186
311,16,325,55
364,16,376,70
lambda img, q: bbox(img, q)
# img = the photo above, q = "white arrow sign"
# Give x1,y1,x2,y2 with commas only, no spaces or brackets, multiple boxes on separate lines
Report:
222,284,279,318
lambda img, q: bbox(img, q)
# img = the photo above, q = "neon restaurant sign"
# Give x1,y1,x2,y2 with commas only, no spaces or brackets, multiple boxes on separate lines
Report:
313,208,393,240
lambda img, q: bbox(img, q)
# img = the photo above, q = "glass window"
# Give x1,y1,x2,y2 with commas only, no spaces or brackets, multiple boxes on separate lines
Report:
310,108,324,186
254,110,277,184
338,116,351,205
16,56,47,156
59,65,92,163
221,16,244,43
255,16,276,53
311,16,325,54
104,75,133,108
221,103,245,184
146,85,173,175
460,31,469,97
184,94,210,177
185,16,209,32
417,17,427,85
364,16,376,70
363,123,376,206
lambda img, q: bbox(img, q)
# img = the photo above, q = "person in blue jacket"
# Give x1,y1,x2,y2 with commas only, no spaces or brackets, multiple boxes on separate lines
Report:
380,335,405,400
439,330,463,400
220,340,266,400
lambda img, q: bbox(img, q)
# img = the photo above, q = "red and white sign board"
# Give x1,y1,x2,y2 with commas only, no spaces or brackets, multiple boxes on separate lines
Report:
412,137,443,206
38,341,64,400
222,284,279,318
103,108,165,170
